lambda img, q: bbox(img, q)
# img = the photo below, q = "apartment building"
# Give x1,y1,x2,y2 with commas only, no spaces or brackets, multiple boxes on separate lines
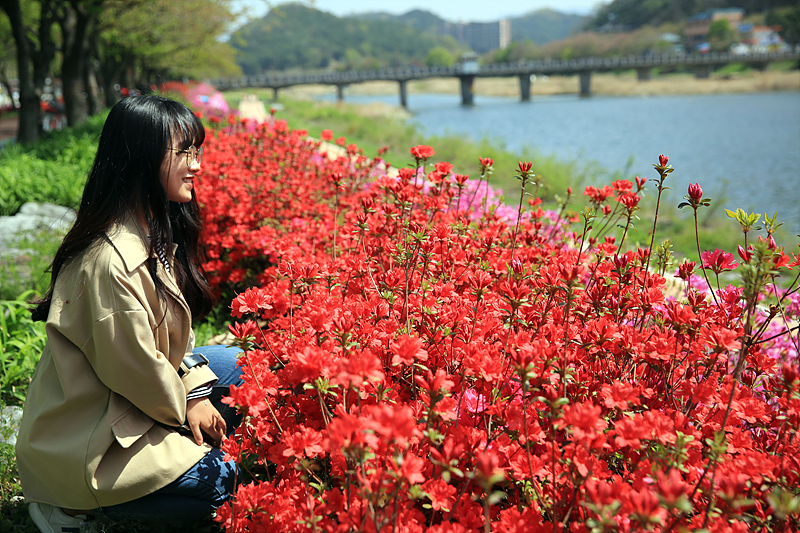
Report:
446,19,511,53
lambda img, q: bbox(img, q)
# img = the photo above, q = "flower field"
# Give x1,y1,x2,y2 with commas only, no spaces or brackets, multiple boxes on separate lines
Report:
196,116,799,532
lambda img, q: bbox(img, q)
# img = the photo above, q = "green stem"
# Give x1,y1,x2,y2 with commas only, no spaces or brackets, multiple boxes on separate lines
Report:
693,208,719,308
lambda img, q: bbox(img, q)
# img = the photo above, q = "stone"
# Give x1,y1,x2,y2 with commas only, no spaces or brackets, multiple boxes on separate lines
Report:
0,202,75,252
0,406,23,447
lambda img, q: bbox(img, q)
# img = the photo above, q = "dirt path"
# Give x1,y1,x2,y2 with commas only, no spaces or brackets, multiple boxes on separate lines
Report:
0,115,18,144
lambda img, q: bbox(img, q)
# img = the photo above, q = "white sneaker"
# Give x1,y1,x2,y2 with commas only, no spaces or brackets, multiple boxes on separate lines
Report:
28,502,96,533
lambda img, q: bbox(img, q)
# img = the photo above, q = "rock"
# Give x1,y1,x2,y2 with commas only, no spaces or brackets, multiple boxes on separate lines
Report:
0,203,74,286
0,201,75,254
0,406,23,447
16,202,76,232
208,332,236,346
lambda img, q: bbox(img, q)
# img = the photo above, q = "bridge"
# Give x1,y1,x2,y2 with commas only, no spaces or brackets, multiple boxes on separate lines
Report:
211,51,800,107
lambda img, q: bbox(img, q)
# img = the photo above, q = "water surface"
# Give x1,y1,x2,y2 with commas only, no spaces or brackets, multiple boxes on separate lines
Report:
323,90,800,233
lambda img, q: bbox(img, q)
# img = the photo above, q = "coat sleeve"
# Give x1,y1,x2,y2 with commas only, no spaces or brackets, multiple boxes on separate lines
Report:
78,259,189,427
180,328,219,395
83,307,188,427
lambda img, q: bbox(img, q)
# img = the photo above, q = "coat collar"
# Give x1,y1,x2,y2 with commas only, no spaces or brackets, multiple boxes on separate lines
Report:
106,217,183,298
106,216,150,273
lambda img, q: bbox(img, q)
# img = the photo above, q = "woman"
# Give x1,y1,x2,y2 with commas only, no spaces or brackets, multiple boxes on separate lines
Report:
16,95,241,532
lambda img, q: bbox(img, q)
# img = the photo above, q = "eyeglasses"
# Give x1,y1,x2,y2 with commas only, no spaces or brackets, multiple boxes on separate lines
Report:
169,146,203,167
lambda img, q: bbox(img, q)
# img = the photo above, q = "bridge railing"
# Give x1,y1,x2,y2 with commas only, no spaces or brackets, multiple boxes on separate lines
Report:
210,51,799,90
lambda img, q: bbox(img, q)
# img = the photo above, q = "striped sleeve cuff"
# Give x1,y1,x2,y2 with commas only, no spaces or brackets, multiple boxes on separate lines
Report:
186,382,214,400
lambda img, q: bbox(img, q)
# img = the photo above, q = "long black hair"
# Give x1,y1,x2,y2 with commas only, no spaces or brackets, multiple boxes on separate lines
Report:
32,95,215,322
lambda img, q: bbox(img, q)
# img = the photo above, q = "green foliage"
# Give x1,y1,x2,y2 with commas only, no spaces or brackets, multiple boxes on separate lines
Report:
231,3,460,73
425,47,455,67
766,5,800,47
510,8,587,45
587,0,798,31
97,0,242,80
0,228,62,301
0,113,104,216
194,317,228,347
490,25,683,62
0,292,45,406
708,19,736,51
708,19,733,41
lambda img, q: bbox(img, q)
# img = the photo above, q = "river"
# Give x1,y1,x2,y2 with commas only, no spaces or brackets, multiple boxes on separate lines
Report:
321,90,800,235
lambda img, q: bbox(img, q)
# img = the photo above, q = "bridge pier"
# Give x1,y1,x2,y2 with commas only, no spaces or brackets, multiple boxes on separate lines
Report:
459,75,475,106
636,67,652,81
398,80,408,108
335,84,346,102
519,74,531,102
694,65,713,79
579,71,592,97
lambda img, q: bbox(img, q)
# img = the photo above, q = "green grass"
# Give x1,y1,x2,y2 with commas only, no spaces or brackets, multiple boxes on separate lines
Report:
0,228,64,301
0,291,46,406
225,90,754,261
226,91,623,198
0,113,104,216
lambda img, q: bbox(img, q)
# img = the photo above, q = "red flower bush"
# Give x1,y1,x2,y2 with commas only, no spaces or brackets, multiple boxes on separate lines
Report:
196,118,800,532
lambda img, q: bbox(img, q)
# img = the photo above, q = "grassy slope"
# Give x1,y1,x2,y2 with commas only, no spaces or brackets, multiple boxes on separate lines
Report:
224,89,751,260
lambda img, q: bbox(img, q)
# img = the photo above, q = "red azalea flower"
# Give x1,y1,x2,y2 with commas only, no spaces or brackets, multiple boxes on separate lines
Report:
410,144,436,160
701,248,739,274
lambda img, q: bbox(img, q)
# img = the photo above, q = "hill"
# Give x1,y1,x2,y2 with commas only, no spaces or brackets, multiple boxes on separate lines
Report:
357,9,447,35
230,4,459,74
231,4,594,74
587,0,799,31
511,8,588,45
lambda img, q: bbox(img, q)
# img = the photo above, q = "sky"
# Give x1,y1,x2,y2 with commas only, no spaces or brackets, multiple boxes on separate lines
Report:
232,0,604,24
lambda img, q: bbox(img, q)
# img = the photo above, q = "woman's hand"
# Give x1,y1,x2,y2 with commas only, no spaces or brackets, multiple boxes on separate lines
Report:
186,398,226,447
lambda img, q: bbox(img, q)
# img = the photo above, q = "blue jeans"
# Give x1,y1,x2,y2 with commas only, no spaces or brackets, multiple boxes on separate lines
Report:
97,345,244,523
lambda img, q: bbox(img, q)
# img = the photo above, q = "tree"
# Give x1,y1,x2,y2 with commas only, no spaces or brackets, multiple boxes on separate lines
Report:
586,0,799,32
766,5,800,48
1,0,240,140
0,10,16,98
425,47,454,67
0,0,42,143
231,3,458,73
57,0,104,127
708,18,735,51
95,0,240,91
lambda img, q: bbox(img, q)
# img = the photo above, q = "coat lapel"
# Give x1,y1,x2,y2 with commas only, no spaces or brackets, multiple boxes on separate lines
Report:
108,217,193,324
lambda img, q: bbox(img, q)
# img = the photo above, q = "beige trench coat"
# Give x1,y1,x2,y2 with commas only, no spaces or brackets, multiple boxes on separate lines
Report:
16,217,218,509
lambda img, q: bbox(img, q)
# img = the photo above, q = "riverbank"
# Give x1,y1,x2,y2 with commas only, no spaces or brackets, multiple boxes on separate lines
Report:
273,67,800,101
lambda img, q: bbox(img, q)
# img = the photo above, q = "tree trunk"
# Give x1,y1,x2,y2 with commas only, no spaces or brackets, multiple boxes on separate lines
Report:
83,57,100,115
58,0,94,127
32,0,57,102
0,0,38,144
97,60,121,108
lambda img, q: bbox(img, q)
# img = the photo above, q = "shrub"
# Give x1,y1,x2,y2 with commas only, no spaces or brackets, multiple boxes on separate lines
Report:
195,118,800,532
0,114,103,216
0,292,46,406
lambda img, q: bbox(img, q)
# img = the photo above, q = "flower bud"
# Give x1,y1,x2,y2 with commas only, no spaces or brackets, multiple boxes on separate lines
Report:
688,183,703,202
677,260,696,280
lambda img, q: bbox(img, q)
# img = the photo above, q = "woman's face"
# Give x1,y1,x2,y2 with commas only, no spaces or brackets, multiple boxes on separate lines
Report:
160,141,201,203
